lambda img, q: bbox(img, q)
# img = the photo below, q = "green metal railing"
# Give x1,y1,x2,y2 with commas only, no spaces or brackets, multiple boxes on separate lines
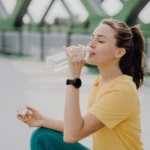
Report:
0,26,150,74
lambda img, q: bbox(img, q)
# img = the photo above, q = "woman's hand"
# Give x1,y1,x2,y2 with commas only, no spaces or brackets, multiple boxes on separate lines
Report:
64,45,86,79
17,106,46,127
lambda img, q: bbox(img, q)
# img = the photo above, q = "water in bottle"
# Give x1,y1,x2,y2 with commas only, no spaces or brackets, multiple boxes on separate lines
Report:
46,46,90,71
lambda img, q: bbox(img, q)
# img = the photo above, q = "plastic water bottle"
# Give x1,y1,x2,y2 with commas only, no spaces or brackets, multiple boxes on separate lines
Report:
46,46,90,71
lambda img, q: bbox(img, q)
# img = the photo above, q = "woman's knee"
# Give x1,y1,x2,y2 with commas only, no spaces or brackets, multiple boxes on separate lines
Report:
30,128,64,148
30,128,53,142
30,128,55,149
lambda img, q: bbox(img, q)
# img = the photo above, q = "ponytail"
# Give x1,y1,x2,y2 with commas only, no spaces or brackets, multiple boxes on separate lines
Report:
129,25,146,89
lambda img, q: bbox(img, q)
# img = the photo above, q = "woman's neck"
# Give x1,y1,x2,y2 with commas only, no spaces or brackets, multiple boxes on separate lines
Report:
98,64,123,83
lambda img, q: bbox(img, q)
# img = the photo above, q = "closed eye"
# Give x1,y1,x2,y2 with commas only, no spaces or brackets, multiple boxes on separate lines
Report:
98,41,105,43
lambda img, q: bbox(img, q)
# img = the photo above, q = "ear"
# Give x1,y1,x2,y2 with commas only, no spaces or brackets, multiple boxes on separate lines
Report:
115,48,126,58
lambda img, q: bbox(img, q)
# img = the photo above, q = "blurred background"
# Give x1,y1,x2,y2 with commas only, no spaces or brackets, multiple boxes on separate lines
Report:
0,0,150,150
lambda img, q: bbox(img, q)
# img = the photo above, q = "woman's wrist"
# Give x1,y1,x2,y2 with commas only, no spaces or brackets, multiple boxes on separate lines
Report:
40,116,48,127
67,69,80,79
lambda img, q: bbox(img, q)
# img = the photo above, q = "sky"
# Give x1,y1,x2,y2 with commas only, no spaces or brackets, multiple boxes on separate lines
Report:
1,0,150,24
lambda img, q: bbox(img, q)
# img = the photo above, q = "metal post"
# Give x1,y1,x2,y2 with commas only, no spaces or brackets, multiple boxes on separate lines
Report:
1,29,5,53
67,30,71,47
0,30,2,53
18,28,23,56
40,28,44,61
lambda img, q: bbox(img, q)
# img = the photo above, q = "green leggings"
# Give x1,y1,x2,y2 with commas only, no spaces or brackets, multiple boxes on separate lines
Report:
30,127,90,150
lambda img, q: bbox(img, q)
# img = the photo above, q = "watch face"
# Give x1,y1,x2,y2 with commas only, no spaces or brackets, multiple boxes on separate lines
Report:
73,78,82,88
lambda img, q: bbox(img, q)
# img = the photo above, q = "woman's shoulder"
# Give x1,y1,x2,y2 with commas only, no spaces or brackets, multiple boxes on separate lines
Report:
111,75,137,95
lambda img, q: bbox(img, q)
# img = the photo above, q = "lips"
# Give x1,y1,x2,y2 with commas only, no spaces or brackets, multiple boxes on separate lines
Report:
89,52,96,56
91,52,95,54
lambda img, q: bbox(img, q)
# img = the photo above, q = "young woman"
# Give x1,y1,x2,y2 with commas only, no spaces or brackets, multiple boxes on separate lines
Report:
17,19,146,150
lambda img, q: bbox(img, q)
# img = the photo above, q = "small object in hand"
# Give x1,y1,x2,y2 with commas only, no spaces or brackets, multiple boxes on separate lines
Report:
18,108,28,116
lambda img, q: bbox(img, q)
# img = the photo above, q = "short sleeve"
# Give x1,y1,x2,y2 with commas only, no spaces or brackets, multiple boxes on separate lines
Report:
89,90,134,129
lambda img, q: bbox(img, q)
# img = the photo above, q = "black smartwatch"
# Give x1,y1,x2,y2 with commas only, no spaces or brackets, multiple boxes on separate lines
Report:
66,78,82,88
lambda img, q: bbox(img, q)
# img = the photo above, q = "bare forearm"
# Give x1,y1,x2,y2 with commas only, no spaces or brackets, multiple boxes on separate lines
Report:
42,117,64,133
64,85,83,137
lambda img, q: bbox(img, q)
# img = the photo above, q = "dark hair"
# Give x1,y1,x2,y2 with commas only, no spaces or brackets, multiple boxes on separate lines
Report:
100,19,146,89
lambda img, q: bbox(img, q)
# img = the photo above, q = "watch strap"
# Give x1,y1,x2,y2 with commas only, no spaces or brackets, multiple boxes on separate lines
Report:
66,79,74,85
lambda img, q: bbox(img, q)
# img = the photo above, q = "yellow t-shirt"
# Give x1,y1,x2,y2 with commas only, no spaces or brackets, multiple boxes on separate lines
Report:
87,74,143,150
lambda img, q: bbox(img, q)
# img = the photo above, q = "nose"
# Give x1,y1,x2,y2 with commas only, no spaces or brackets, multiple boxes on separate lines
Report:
88,40,96,49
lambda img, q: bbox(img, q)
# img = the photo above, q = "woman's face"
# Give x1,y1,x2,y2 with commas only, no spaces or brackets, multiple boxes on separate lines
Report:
87,24,118,66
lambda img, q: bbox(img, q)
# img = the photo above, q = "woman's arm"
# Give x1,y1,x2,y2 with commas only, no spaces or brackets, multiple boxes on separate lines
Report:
42,117,64,133
63,46,104,143
64,85,83,139
64,83,104,143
